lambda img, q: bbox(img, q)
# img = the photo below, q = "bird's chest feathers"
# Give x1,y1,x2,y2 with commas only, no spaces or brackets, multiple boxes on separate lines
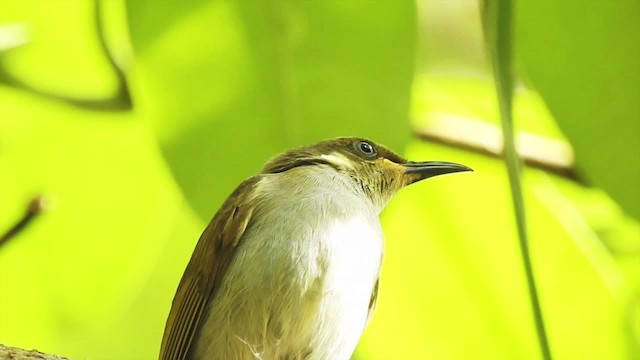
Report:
254,171,385,291
314,215,383,292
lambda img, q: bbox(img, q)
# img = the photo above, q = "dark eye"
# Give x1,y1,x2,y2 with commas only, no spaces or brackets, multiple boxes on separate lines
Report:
356,141,377,158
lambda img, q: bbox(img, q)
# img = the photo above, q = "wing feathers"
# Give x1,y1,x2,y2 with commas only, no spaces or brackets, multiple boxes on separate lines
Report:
159,177,262,360
166,281,199,360
365,277,379,328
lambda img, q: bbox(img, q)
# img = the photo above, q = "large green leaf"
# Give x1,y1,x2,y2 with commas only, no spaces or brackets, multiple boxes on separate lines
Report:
126,0,417,220
516,0,640,219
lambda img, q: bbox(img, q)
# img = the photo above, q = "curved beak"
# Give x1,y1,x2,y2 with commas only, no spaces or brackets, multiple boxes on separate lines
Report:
403,161,472,184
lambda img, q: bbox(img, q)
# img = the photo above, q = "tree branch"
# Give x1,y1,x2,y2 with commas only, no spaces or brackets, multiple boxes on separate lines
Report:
0,344,69,360
0,0,131,111
414,115,579,181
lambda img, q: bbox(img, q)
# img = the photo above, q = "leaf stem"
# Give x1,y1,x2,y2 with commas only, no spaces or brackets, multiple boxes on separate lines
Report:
480,1,553,359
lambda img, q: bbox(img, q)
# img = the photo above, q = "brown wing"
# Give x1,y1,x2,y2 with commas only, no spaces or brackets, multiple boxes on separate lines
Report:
365,277,379,327
159,176,262,360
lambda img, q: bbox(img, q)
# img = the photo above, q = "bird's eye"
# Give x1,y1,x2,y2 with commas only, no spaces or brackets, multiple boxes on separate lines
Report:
356,141,377,158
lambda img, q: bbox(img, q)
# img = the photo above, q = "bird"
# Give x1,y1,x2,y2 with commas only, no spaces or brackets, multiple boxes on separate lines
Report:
159,137,471,360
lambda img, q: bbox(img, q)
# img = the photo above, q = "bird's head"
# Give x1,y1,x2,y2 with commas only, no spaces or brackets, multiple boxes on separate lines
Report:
262,137,471,211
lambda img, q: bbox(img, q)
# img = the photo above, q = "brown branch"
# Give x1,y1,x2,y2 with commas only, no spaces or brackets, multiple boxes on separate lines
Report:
0,0,131,111
0,66,130,111
0,344,69,360
94,0,132,110
414,115,580,181
0,196,47,248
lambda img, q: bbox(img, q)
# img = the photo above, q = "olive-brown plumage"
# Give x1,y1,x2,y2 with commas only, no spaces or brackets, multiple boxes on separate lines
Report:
159,137,470,360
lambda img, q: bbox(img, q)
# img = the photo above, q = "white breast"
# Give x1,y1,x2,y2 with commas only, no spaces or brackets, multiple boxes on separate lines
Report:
310,214,384,358
195,166,384,359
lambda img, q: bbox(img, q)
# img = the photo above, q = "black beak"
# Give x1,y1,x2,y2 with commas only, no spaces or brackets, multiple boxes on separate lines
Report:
403,161,472,183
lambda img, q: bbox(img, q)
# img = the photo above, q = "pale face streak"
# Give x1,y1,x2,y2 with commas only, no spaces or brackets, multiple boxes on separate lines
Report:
319,153,355,169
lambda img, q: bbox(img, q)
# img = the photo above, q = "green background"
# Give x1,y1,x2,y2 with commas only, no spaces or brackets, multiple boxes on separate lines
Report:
0,1,638,359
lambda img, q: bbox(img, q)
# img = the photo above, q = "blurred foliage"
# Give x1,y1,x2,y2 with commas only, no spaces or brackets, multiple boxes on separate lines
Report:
0,1,638,360
126,0,415,220
516,0,640,220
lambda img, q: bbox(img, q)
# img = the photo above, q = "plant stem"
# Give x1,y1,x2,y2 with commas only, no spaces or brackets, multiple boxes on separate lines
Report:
480,1,552,359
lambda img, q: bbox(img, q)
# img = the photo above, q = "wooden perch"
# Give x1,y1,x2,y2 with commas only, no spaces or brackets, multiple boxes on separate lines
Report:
0,345,69,360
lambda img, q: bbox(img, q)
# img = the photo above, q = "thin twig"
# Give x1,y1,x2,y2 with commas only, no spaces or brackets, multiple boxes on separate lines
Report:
94,0,132,110
0,0,131,111
0,196,47,248
0,66,130,111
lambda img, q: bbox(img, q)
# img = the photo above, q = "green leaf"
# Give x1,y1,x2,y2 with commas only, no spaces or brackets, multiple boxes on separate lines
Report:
516,0,640,220
126,0,417,220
